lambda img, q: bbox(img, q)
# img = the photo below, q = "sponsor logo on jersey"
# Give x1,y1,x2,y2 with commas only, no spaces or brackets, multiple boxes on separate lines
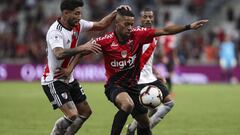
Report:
110,54,136,69
96,33,114,41
121,50,127,58
132,27,147,32
127,40,133,44
110,41,118,49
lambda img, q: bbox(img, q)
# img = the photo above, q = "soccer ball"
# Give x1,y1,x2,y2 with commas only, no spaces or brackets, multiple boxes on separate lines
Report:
139,85,163,108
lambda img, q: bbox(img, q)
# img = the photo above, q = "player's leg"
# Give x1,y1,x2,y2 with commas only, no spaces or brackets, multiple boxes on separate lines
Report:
166,58,174,93
220,58,227,82
112,92,134,135
51,116,72,135
149,80,174,128
105,86,134,135
64,80,92,135
54,101,79,135
135,113,152,135
127,88,151,135
127,80,175,134
149,95,174,128
42,81,79,135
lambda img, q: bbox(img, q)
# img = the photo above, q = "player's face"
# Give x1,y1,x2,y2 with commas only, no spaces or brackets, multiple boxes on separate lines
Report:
140,11,154,28
116,16,135,38
66,7,82,27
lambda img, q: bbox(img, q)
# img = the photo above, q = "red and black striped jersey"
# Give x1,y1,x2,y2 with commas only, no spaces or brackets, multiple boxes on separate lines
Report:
95,27,155,87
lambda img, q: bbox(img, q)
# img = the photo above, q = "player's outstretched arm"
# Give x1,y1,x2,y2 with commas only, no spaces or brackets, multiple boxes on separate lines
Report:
154,20,208,36
54,40,101,79
53,39,101,60
90,5,131,31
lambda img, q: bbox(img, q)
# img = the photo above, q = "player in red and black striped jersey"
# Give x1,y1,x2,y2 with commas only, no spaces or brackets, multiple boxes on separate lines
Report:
58,7,208,135
95,8,208,135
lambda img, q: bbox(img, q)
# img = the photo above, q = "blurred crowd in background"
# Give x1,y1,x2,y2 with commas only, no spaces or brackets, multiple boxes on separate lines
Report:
0,0,240,66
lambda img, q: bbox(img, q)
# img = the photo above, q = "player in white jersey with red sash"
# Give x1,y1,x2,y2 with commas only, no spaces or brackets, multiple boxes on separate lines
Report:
41,0,129,135
126,8,175,135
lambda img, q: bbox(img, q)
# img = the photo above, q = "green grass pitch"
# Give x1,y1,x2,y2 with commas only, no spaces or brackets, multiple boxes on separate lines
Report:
0,82,240,135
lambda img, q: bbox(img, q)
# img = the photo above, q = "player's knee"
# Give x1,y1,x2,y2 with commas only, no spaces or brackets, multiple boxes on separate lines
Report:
120,102,134,114
68,114,78,121
78,108,92,119
84,108,92,118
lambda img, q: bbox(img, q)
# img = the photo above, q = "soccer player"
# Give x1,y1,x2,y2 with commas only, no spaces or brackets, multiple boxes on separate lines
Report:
219,34,237,83
93,8,207,135
126,8,174,135
41,0,129,135
58,7,207,135
161,12,177,95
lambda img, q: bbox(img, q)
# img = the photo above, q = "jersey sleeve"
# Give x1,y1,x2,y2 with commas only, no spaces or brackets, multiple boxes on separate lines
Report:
80,19,94,32
94,32,114,48
47,30,64,49
134,28,156,45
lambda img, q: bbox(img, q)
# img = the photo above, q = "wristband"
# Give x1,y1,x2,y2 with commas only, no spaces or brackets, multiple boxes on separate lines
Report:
185,24,191,30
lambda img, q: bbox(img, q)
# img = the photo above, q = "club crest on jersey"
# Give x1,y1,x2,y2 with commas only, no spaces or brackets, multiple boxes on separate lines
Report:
121,50,127,58
61,92,68,99
73,32,79,37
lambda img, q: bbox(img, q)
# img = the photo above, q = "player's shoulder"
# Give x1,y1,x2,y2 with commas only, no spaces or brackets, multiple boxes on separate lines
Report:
95,32,114,43
48,20,63,32
80,19,92,25
46,21,64,37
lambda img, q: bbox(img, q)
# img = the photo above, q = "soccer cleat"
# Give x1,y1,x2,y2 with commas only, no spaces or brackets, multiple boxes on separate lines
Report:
126,124,135,135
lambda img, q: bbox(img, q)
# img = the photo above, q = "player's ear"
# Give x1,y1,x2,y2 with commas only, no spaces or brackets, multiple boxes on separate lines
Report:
115,14,123,26
63,10,70,16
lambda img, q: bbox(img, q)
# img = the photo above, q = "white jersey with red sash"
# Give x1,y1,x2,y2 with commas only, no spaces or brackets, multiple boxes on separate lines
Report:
41,19,93,85
138,37,159,84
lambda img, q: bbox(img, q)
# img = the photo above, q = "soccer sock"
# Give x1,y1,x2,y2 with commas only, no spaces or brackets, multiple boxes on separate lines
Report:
166,77,172,91
137,125,152,135
51,116,72,135
64,115,87,135
111,109,130,135
127,119,138,132
150,100,174,128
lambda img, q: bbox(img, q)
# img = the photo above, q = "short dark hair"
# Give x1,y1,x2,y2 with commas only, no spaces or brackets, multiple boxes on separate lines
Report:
141,7,153,12
117,8,135,17
60,0,84,12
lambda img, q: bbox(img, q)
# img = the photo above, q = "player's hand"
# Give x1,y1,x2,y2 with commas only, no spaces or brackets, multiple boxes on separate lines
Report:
54,67,71,80
156,75,167,84
116,5,132,11
81,39,102,54
190,20,208,30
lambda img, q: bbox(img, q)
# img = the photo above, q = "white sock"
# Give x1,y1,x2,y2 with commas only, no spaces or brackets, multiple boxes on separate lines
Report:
51,116,72,135
150,100,174,128
127,119,138,132
64,116,87,135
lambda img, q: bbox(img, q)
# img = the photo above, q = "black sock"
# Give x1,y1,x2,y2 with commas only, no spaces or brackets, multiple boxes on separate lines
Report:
111,109,129,135
137,125,152,135
166,77,172,91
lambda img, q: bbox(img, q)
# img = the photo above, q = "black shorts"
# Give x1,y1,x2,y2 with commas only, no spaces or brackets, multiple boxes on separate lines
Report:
104,84,148,118
42,79,86,109
138,80,169,101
